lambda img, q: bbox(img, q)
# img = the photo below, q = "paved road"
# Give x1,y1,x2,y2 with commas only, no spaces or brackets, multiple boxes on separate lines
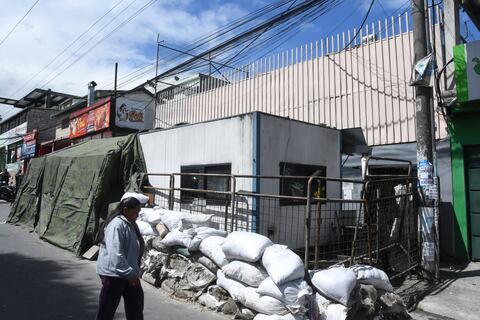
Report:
0,203,225,320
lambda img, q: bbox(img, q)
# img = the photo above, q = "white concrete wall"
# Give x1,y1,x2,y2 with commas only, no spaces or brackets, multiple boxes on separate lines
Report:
257,113,341,248
139,114,254,229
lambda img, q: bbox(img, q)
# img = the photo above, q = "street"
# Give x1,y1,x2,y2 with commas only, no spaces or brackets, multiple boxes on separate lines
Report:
0,203,225,320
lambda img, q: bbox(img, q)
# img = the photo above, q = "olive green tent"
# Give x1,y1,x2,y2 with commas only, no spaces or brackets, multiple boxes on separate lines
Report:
7,134,147,255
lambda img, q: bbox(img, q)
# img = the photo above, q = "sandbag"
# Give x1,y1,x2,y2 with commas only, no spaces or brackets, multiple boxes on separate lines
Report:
244,287,288,316
159,209,213,231
188,227,228,251
181,214,214,229
140,208,163,224
160,228,195,247
310,267,357,306
198,285,230,311
185,262,217,291
136,220,158,236
199,236,229,267
349,264,393,292
121,192,149,204
159,210,189,231
310,293,347,320
217,270,247,304
197,255,219,273
155,223,169,238
256,277,312,313
253,314,302,320
262,245,304,285
222,231,273,262
222,261,268,287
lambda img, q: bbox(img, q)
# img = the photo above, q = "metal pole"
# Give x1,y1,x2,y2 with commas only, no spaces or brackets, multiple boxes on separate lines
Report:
154,34,161,128
412,0,435,278
114,62,118,99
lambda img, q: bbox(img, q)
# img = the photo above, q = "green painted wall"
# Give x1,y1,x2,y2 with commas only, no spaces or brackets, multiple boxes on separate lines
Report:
449,107,480,261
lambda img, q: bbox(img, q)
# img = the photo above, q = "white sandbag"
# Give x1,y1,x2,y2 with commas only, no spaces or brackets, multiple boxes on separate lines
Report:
121,192,149,204
310,293,347,320
199,236,229,267
159,209,213,231
159,210,188,231
256,277,312,313
187,227,228,251
310,267,357,306
140,208,163,224
181,214,214,229
349,264,393,292
160,228,195,247
244,287,288,316
253,314,301,320
222,261,268,287
136,220,158,236
216,270,247,304
222,231,273,262
195,226,227,238
262,245,304,285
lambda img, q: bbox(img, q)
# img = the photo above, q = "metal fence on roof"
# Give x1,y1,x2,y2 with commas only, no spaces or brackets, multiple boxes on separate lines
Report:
155,5,448,147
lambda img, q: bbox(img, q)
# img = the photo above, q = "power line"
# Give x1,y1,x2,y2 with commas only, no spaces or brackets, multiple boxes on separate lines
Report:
345,0,376,48
9,0,126,98
116,0,343,90
134,0,341,90
0,0,40,48
101,0,300,90
38,0,157,90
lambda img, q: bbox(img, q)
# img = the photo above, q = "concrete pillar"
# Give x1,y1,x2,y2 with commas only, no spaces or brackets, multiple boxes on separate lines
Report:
444,0,461,91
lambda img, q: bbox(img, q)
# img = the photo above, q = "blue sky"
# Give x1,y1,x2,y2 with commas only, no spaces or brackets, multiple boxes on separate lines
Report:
0,0,478,122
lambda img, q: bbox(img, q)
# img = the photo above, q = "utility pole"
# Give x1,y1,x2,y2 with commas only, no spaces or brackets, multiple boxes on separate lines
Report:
412,0,436,278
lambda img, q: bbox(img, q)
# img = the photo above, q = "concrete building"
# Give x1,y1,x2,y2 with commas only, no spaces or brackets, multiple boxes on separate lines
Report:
139,112,342,248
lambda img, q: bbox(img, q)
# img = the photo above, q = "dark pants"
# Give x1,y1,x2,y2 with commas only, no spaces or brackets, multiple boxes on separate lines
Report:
96,276,144,320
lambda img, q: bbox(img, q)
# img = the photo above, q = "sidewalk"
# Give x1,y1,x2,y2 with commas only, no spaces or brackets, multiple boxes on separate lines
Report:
398,262,480,320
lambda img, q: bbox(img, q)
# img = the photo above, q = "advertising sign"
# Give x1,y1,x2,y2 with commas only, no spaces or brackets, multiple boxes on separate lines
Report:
115,97,150,130
0,122,27,148
21,130,37,160
70,98,110,139
454,40,480,103
21,141,36,159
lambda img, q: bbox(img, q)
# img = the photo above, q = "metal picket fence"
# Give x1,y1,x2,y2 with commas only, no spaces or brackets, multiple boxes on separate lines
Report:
142,170,420,278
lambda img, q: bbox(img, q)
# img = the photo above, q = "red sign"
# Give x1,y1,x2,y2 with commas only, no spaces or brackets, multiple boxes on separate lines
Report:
70,98,110,139
23,130,37,142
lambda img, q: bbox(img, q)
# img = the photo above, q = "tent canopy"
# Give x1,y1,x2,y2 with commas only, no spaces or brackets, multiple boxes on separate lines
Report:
8,134,147,255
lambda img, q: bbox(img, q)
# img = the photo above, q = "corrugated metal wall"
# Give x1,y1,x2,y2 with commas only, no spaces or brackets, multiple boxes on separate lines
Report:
156,6,447,146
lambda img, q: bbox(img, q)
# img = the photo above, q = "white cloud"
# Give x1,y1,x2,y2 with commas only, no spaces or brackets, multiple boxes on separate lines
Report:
0,0,248,118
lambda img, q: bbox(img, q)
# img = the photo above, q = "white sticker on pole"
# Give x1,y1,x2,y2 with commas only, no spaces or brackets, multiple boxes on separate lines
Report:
418,160,433,188
422,242,435,262
420,207,434,237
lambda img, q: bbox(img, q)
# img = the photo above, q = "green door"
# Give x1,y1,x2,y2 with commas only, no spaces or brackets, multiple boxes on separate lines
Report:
465,146,480,261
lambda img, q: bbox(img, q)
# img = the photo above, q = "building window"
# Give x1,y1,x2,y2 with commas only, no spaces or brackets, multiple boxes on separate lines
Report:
279,162,327,206
180,164,231,204
61,118,69,129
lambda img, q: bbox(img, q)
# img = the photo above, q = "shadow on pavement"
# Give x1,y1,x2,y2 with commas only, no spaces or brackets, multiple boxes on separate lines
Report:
0,252,99,320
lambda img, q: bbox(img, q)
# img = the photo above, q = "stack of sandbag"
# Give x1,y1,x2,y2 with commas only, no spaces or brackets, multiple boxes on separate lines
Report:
136,207,214,239
254,244,312,319
308,265,409,320
214,232,312,320
138,211,229,303
136,207,164,236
